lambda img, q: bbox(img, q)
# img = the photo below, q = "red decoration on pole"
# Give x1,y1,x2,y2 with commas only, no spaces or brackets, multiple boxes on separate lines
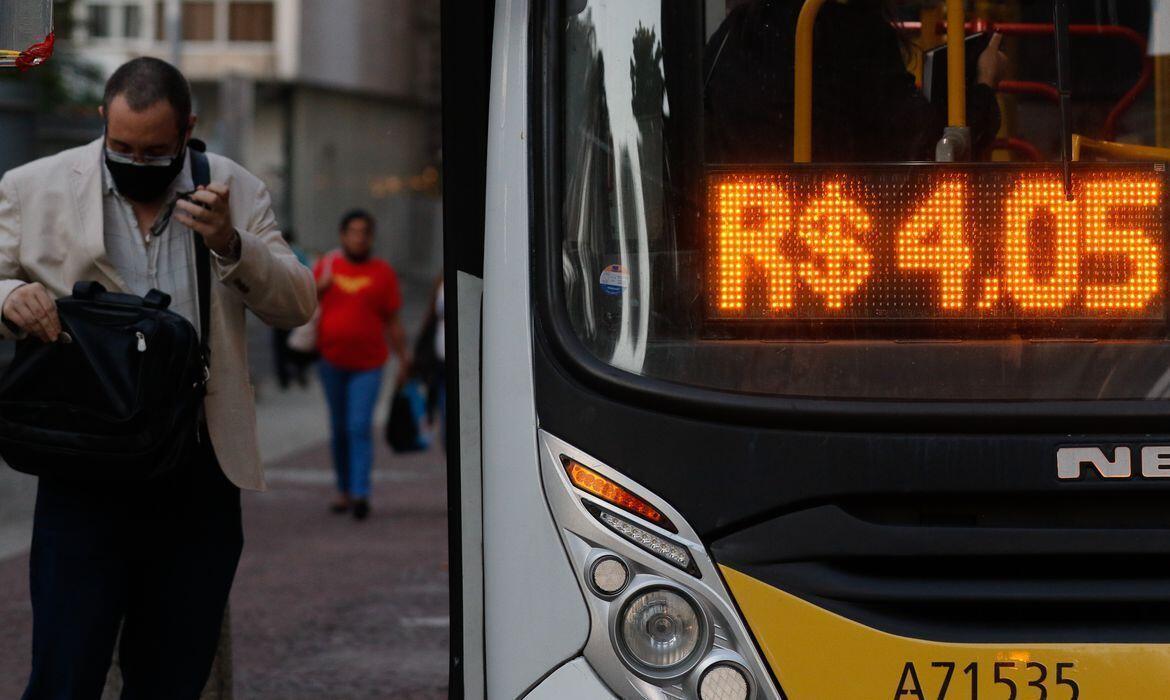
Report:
15,31,54,71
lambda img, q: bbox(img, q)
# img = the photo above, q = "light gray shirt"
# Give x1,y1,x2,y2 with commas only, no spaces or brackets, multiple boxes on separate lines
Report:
101,158,201,335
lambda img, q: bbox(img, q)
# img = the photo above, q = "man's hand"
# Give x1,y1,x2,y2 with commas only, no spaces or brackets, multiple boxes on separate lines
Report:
3,283,60,342
175,183,238,257
977,33,1009,89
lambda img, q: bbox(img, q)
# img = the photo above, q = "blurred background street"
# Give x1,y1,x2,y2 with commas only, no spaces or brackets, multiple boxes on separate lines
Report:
0,0,449,696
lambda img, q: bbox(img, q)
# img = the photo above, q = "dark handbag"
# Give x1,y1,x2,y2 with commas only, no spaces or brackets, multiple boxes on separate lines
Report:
385,379,429,453
411,312,442,421
0,149,213,480
411,312,439,381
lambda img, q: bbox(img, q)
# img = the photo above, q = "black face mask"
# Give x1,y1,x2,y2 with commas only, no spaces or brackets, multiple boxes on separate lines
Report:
104,145,187,203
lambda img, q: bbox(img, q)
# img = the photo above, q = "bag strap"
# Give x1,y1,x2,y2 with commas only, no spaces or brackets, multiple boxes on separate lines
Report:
189,144,212,372
72,280,107,300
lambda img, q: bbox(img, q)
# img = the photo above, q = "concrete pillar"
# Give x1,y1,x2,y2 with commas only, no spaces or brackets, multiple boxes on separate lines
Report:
217,74,254,164
165,0,183,67
0,82,38,175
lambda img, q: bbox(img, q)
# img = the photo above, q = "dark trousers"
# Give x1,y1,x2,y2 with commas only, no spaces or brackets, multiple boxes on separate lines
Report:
21,440,243,700
272,327,314,388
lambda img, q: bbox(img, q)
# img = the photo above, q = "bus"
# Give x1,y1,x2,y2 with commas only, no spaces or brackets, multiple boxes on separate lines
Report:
442,0,1170,697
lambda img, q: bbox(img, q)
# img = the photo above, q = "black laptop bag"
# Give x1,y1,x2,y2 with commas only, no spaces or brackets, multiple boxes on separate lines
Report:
0,148,213,480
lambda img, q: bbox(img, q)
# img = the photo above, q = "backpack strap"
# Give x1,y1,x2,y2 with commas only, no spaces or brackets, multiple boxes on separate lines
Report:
189,144,212,373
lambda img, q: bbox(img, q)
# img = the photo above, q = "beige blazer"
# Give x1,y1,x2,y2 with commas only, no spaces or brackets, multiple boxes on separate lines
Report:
0,138,317,491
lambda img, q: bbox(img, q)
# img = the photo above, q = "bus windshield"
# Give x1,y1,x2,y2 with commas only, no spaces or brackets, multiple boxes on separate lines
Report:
558,0,1170,401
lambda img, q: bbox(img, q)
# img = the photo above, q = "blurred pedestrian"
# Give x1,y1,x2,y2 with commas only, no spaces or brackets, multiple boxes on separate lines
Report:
315,209,410,521
272,228,314,389
0,57,316,699
414,275,446,446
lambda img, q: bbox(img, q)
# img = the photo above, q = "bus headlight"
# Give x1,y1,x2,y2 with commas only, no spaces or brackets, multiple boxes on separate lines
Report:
619,587,703,671
540,432,781,698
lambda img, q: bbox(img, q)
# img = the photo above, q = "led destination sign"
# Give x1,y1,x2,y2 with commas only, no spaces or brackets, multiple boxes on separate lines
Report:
708,166,1167,329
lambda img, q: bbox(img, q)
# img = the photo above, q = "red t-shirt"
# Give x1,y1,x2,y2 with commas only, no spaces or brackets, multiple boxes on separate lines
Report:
314,252,402,371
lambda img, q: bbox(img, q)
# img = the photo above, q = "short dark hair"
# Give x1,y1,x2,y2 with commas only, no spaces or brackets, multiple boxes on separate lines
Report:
339,209,375,233
103,57,192,134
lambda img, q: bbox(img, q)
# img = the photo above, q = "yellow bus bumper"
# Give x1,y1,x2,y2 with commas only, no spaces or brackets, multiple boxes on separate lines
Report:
722,566,1170,698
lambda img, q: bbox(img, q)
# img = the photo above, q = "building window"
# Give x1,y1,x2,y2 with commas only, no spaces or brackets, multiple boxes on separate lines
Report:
229,1,273,42
183,1,216,41
155,1,215,41
123,4,142,38
87,3,112,38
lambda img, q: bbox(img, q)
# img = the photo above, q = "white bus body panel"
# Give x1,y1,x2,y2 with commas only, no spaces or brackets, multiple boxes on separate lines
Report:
525,658,618,699
481,0,591,696
457,271,486,699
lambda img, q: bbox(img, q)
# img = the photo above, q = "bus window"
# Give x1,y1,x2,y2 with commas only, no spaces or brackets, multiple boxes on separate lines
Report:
559,0,1170,401
704,1,1005,163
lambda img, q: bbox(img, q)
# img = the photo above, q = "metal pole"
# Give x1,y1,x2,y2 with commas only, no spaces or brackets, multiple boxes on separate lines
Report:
793,0,830,163
1157,56,1170,149
1054,0,1073,198
935,0,971,161
218,74,254,163
166,0,182,68
945,0,967,127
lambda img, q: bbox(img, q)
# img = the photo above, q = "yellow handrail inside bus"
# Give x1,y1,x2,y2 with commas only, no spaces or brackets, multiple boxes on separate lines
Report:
1072,134,1170,162
795,0,966,161
794,0,830,163
946,0,966,127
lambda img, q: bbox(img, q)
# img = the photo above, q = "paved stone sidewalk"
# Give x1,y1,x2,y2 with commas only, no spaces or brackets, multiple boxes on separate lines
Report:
0,438,449,699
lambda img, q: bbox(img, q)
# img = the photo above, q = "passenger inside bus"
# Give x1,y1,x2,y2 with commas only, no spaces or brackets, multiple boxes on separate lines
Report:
704,0,1010,163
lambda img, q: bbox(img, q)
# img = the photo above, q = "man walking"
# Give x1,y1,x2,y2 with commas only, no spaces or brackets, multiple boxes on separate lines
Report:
0,58,316,698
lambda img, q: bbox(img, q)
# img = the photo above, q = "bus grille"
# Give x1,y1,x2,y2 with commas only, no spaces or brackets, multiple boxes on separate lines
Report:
711,493,1170,642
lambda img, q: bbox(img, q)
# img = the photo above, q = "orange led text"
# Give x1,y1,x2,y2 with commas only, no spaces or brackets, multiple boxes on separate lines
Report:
709,171,1164,320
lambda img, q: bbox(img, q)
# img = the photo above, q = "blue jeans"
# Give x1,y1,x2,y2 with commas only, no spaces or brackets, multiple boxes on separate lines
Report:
318,360,383,499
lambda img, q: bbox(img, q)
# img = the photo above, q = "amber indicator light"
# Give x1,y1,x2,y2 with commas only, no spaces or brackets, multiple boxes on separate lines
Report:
562,457,677,533
708,165,1166,328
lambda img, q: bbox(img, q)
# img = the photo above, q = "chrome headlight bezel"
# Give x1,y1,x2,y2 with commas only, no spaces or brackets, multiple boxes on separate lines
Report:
588,553,632,597
694,657,755,700
611,580,709,680
538,430,780,700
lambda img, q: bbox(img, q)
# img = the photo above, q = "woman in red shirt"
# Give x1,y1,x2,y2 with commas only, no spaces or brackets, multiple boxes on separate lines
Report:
314,210,409,520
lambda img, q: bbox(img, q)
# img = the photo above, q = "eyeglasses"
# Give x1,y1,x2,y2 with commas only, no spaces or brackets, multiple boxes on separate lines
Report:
150,190,200,238
106,149,178,168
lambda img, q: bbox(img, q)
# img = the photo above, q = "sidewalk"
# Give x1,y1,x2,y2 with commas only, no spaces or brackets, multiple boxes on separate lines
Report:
232,436,449,699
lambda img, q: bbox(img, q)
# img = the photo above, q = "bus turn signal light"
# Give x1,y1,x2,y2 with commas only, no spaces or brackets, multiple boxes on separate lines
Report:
563,457,677,533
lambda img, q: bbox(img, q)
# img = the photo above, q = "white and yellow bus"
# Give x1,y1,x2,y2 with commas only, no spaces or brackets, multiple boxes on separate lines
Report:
443,0,1170,697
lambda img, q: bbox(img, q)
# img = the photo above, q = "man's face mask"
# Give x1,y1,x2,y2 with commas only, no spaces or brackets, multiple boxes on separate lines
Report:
104,139,186,203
